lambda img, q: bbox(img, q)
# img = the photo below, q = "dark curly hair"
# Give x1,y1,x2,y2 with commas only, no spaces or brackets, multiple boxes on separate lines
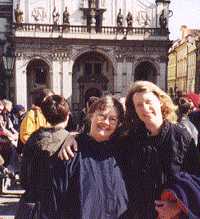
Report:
87,96,125,138
32,88,54,107
41,95,70,125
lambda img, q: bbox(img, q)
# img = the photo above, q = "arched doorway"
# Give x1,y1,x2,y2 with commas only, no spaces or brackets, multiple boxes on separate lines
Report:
134,61,157,83
72,51,114,112
26,59,50,107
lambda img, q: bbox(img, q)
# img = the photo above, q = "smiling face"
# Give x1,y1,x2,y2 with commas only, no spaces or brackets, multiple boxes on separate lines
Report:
89,106,119,142
133,91,163,130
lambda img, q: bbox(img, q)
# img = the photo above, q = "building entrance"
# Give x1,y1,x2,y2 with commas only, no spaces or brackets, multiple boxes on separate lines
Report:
134,61,157,83
26,59,50,107
72,51,114,112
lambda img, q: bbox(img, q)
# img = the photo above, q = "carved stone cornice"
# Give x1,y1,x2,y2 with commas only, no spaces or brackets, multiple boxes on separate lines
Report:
135,56,157,64
114,45,167,62
71,45,113,59
114,47,135,62
15,52,52,65
50,52,71,61
156,55,168,63
15,38,73,51
15,40,72,62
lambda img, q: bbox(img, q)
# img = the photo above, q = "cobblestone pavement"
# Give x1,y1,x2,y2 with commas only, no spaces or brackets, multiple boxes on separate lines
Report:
0,191,22,219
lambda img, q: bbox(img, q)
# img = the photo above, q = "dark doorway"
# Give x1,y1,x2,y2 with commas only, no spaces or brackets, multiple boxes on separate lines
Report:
134,61,157,83
72,51,114,113
26,59,50,107
85,88,102,105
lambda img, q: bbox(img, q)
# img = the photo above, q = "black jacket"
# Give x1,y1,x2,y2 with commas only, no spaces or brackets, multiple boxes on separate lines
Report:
121,121,200,219
22,130,128,219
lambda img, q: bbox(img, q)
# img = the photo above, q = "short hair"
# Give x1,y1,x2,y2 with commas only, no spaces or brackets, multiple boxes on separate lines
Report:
88,96,124,128
32,88,54,107
185,92,200,109
178,97,193,119
41,95,70,125
86,96,99,109
2,99,12,111
12,104,25,114
125,81,177,130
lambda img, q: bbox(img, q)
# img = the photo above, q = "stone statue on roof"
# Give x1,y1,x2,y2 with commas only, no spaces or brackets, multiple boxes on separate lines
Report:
52,7,60,25
159,9,167,29
126,12,133,27
117,9,123,27
63,7,70,25
14,4,23,24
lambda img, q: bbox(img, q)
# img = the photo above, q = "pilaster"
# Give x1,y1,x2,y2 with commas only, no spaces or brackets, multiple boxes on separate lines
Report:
15,58,27,108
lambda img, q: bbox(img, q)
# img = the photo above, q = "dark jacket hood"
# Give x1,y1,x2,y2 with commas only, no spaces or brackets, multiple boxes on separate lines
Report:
29,127,69,156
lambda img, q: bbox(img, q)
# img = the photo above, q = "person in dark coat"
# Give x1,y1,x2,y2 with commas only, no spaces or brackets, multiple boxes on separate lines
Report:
11,104,26,132
59,81,200,219
124,81,200,219
177,97,198,146
20,95,128,219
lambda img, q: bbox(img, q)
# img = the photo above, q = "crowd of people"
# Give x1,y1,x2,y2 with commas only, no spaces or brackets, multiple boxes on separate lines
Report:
0,81,200,218
0,99,25,175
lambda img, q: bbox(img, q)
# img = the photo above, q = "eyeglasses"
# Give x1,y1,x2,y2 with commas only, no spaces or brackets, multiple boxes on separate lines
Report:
95,112,118,125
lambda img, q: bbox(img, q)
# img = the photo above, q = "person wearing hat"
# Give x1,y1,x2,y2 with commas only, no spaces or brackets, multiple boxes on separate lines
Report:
11,104,26,132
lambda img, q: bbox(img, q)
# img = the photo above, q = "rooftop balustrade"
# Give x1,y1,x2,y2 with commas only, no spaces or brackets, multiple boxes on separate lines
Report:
13,23,169,40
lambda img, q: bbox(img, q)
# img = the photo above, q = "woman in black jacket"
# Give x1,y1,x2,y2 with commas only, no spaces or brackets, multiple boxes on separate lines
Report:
124,81,200,219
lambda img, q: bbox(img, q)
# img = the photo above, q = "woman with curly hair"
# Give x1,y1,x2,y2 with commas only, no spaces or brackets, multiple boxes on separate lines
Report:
124,81,200,219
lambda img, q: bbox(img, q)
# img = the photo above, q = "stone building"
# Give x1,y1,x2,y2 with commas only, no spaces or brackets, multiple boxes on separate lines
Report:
13,0,171,112
168,25,200,95
196,39,200,92
167,43,177,97
0,0,13,99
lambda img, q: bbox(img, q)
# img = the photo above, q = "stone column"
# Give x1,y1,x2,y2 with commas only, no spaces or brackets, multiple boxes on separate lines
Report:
125,61,134,92
15,57,27,108
52,59,61,94
157,62,166,90
62,59,73,104
114,62,123,94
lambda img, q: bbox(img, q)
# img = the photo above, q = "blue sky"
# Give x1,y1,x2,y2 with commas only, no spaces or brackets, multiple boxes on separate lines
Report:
169,0,200,40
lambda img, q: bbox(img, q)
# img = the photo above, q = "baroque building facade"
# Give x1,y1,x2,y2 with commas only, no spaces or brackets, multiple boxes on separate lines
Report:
168,26,200,96
13,0,171,112
0,0,13,99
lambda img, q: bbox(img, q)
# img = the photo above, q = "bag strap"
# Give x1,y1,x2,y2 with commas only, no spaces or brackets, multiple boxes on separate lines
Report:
60,131,70,149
